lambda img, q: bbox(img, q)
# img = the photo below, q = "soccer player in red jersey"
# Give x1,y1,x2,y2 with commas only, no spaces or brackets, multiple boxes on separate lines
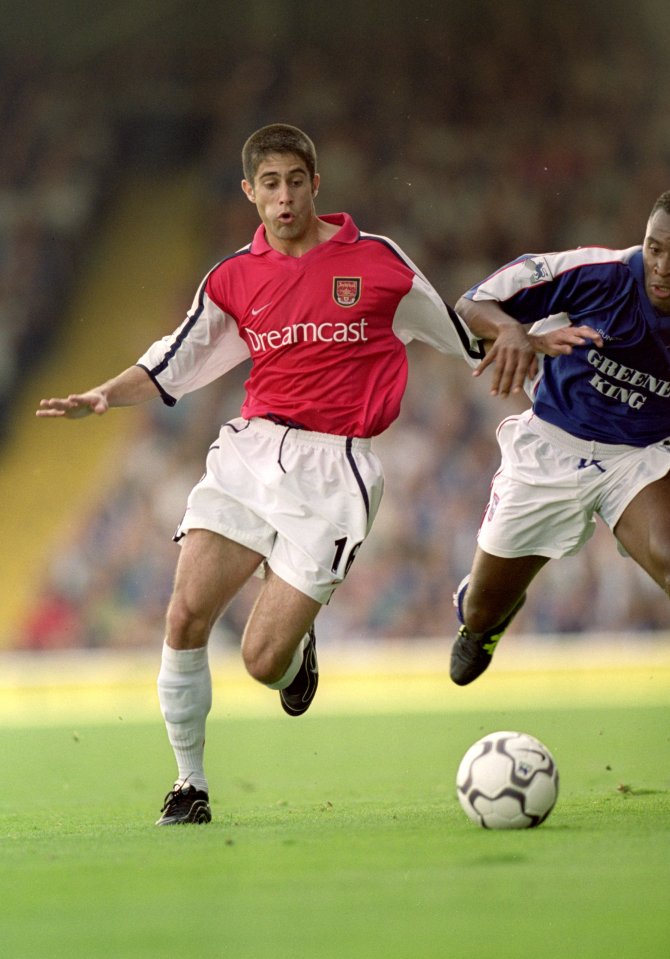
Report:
38,124,491,824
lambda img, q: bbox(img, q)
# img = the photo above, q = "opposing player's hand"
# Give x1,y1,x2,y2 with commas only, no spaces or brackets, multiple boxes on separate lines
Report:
529,324,603,356
473,325,538,397
36,391,109,419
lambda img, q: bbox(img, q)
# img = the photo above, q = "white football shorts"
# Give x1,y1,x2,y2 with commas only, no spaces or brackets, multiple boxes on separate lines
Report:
175,416,384,604
477,410,670,559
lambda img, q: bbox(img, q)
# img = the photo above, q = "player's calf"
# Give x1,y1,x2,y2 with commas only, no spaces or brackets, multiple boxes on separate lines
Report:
450,576,525,686
280,626,319,716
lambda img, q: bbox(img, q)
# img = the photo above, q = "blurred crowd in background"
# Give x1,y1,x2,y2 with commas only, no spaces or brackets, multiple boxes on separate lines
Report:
4,0,669,649
0,58,118,442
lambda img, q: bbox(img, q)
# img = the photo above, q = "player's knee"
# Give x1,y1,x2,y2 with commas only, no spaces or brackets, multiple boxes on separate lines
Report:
165,596,212,648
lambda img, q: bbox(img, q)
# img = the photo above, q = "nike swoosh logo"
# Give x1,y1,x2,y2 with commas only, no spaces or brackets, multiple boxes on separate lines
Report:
251,302,272,316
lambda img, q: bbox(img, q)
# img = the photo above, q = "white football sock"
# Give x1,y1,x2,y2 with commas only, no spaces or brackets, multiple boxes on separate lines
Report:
157,642,212,794
266,632,309,690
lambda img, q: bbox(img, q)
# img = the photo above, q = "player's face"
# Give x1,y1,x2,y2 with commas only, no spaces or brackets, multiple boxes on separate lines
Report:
643,208,670,315
242,153,319,253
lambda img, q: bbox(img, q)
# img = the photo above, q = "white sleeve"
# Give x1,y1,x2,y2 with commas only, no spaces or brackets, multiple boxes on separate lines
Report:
136,284,250,405
392,272,484,368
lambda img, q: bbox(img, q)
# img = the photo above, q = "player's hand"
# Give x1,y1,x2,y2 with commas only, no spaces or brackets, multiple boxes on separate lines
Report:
473,325,538,397
36,391,109,419
529,324,604,356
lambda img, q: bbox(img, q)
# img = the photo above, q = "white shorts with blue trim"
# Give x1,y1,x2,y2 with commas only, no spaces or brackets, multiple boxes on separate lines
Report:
175,416,384,604
477,410,670,559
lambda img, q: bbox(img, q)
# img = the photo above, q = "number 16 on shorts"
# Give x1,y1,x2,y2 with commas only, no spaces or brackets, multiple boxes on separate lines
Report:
331,536,362,576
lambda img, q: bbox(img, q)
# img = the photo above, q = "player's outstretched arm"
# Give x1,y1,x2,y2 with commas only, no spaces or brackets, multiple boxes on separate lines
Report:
455,297,537,397
528,324,603,356
36,365,160,419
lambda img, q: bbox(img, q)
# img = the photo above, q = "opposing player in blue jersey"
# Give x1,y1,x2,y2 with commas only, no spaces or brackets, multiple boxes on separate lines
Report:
450,190,670,685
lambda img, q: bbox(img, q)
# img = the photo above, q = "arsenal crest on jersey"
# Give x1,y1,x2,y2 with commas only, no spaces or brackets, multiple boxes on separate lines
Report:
333,277,361,307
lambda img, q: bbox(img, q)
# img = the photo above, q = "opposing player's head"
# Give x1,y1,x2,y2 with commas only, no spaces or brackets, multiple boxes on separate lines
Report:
241,124,320,253
643,191,670,314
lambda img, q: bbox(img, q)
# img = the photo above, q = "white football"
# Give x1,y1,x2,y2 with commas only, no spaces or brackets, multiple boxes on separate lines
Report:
456,730,559,829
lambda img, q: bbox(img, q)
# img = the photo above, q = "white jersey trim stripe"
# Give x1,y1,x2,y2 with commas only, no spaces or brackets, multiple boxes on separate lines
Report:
473,245,640,302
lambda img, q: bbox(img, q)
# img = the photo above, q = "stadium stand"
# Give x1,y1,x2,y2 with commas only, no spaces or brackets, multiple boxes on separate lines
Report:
0,56,118,443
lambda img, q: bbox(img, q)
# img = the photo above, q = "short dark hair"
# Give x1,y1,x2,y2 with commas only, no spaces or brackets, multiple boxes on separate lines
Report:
242,123,317,184
649,191,670,219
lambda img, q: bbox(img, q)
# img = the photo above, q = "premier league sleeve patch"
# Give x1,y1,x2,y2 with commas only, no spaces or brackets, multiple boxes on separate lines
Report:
523,256,553,285
333,277,362,307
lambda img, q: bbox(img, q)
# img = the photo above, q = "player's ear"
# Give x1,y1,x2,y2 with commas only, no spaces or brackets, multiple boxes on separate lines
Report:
241,179,256,203
312,173,320,198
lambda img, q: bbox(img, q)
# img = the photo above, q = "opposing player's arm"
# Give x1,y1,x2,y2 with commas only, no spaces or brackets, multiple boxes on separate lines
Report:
456,297,604,397
455,297,537,397
36,364,160,419
528,324,604,356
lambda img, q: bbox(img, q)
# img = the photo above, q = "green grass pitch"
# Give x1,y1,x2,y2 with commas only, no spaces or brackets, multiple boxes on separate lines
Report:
0,662,668,959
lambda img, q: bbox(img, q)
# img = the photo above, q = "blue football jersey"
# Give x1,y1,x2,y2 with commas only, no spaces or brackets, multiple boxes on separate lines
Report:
464,246,670,445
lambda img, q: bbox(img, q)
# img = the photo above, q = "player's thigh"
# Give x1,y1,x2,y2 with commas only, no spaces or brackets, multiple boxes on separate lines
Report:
241,568,321,677
169,528,264,627
614,472,670,591
466,547,548,625
265,433,383,605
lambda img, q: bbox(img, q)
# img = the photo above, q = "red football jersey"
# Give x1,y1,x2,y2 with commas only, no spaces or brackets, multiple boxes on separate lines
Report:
137,213,481,437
